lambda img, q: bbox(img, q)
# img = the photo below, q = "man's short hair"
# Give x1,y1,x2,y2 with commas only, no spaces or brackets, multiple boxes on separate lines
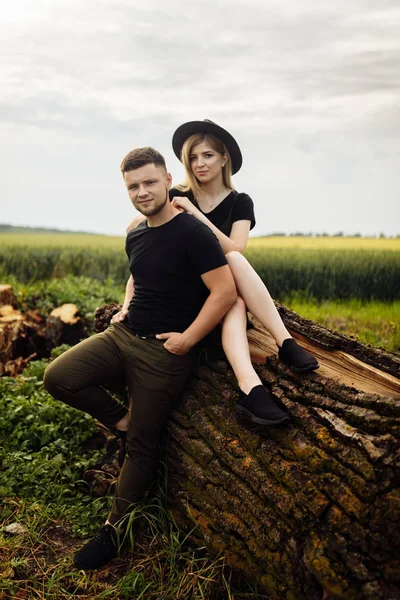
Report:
120,147,167,175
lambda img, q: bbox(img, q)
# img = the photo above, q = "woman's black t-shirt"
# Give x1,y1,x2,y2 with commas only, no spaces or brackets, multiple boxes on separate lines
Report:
169,188,256,236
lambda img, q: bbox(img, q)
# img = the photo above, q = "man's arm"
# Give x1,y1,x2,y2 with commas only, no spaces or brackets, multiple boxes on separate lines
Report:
111,275,134,323
156,264,237,354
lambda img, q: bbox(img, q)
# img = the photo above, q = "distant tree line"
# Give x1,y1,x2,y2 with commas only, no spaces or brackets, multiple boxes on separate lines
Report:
265,231,399,238
0,224,98,235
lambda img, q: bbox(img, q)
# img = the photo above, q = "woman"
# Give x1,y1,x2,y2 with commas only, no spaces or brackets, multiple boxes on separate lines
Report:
168,119,319,426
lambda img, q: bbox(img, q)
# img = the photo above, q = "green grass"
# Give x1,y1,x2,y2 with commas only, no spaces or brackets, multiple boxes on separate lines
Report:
284,296,400,353
1,499,261,600
0,350,109,536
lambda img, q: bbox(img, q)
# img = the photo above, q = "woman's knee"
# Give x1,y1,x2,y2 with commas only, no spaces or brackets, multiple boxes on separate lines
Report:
226,250,249,274
232,295,246,312
222,295,246,324
226,250,243,265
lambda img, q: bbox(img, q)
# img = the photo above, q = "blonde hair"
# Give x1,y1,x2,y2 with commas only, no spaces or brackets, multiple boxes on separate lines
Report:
176,133,235,198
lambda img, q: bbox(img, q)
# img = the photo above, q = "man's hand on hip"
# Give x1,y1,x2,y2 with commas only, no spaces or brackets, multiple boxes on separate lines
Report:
111,309,128,324
156,332,192,355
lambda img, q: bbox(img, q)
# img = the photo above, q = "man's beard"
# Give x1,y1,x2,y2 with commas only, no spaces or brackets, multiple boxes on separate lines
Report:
136,188,168,217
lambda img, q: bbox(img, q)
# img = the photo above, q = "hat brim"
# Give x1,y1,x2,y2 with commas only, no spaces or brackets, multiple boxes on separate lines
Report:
172,120,243,175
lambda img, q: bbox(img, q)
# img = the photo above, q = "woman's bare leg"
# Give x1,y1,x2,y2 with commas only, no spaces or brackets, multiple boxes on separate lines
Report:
221,296,261,394
221,296,290,425
226,251,290,346
225,251,318,372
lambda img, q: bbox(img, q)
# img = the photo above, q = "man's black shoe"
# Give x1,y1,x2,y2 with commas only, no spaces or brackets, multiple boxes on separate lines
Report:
277,338,319,373
236,385,290,426
74,524,119,570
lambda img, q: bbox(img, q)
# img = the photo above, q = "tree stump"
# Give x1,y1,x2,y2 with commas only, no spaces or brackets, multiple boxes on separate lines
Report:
0,286,87,375
93,304,400,600
45,303,84,347
0,284,16,307
0,304,39,376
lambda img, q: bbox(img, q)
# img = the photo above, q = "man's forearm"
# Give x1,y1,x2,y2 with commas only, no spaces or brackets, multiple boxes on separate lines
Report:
181,288,237,348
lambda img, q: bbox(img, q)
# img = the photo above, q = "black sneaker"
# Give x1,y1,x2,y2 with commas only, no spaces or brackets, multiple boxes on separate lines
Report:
236,385,290,426
74,525,119,570
277,338,319,373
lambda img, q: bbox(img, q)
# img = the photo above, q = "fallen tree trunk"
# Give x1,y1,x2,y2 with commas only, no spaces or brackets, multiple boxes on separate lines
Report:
93,304,400,600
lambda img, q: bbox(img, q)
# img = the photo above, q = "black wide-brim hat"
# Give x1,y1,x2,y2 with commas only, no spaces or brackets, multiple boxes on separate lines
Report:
172,119,243,174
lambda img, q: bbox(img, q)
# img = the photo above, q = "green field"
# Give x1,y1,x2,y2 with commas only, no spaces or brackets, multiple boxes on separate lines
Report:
1,233,399,250
1,235,399,302
0,232,126,248
1,232,399,351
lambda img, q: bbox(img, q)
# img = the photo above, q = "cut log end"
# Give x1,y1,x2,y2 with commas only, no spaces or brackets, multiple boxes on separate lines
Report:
49,303,80,325
0,305,24,324
0,284,17,307
46,304,84,347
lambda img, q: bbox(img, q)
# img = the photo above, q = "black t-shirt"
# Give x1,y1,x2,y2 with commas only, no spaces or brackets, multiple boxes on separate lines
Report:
169,188,256,236
125,212,227,335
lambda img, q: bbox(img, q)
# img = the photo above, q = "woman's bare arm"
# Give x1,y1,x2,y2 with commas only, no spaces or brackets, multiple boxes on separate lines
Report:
171,196,250,254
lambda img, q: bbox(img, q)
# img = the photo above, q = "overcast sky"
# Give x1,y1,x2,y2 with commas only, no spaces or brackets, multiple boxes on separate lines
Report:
1,0,399,236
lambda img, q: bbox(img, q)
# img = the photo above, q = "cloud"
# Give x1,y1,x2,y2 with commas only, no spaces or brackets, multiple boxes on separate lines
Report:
0,0,399,235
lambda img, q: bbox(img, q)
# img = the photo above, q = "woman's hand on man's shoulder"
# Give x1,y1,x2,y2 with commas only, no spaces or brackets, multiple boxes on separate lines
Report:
171,196,197,216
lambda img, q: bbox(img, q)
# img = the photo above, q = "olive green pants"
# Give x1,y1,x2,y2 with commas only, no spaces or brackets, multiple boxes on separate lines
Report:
44,323,194,524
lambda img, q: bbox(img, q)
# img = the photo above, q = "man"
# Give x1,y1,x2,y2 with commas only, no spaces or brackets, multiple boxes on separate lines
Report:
44,147,237,570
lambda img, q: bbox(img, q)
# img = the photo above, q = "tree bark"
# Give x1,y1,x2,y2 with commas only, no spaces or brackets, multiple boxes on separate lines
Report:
95,304,400,599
